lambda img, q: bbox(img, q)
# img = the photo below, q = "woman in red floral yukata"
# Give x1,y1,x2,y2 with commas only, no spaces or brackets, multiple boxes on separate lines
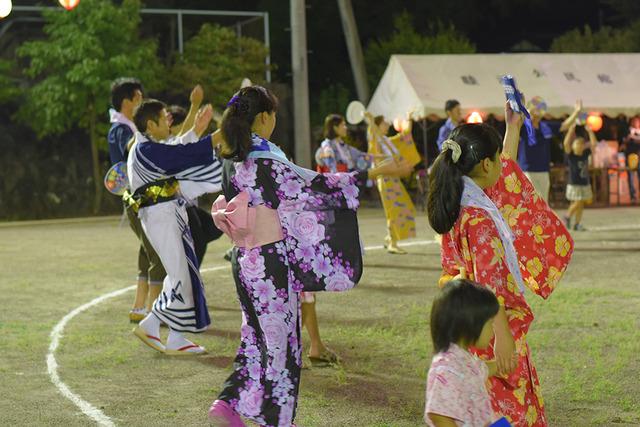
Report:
427,102,574,427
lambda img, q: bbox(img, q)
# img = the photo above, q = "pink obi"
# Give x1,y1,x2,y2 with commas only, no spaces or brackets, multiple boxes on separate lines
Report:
211,192,284,249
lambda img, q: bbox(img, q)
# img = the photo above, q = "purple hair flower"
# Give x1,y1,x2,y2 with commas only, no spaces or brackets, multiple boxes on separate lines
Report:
226,94,240,108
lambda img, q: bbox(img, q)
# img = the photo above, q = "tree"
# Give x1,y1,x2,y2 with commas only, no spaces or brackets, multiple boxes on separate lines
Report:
550,24,640,52
16,0,165,213
168,23,271,110
0,59,21,105
311,83,351,131
364,12,475,89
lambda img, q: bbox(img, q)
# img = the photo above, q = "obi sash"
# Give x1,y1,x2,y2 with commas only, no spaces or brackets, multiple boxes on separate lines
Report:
124,178,179,213
211,191,284,249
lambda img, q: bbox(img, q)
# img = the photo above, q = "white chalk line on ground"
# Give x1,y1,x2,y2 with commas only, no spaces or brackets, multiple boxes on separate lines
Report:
46,222,640,425
46,240,437,426
588,224,640,231
47,286,133,427
47,267,228,426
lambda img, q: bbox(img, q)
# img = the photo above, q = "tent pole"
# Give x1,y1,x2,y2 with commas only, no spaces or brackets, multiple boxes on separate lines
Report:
421,117,429,212
422,117,428,168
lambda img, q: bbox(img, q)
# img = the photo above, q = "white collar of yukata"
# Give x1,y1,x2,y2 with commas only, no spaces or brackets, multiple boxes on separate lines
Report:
248,134,319,182
109,108,137,133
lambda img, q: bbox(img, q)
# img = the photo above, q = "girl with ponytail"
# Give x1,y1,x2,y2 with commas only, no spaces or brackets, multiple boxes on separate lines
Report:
208,86,400,427
428,103,574,426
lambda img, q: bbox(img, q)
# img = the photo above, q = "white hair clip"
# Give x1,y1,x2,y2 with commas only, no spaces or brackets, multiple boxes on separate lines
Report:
441,139,462,163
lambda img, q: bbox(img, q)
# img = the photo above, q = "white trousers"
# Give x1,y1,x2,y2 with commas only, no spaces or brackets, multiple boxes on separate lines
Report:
139,200,210,333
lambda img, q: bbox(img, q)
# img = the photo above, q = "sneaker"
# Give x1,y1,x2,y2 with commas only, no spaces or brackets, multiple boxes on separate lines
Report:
129,308,146,323
563,216,571,229
573,223,587,231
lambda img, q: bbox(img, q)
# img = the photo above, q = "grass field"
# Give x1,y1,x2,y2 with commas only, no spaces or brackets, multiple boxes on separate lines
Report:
1,207,639,426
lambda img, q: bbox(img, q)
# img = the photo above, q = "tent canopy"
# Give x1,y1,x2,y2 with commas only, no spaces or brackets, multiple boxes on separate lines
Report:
367,54,640,121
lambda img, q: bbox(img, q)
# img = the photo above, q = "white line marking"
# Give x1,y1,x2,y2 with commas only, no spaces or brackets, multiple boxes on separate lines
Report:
45,225,638,424
200,265,229,273
47,286,133,427
199,239,438,270
47,266,228,426
587,224,640,231
48,240,436,425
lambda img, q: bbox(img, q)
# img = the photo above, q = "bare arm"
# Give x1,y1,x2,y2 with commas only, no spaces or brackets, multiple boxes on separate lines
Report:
586,125,597,145
212,129,223,150
586,128,595,168
560,99,582,132
493,305,517,376
178,85,204,136
367,158,409,179
427,413,459,427
364,112,381,156
503,102,524,160
563,123,576,154
191,104,217,148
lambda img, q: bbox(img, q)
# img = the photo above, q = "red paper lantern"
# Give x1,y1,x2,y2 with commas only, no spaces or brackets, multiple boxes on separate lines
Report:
467,111,483,124
586,114,603,132
59,0,80,11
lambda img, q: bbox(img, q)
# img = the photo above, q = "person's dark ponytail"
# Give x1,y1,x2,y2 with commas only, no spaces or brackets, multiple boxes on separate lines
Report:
220,86,278,161
427,151,466,234
427,123,503,234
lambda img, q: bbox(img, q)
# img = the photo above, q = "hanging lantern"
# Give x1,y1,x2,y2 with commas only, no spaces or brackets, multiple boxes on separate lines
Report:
467,111,483,124
59,0,80,11
393,118,410,132
0,0,12,19
586,114,603,132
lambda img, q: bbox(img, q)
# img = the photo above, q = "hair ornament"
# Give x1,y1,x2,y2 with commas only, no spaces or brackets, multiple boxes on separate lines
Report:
226,94,240,108
441,139,462,163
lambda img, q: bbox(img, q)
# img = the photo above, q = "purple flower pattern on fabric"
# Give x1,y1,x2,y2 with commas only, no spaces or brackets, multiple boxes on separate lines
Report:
219,156,364,427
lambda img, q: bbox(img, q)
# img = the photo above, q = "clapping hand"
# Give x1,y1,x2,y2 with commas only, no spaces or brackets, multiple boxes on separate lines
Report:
190,84,204,106
194,104,213,136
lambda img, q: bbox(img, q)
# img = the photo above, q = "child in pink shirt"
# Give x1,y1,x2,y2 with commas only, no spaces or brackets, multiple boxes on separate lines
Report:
425,279,506,427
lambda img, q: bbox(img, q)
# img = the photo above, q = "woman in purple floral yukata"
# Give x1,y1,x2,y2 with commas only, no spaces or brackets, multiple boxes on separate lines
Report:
207,86,403,427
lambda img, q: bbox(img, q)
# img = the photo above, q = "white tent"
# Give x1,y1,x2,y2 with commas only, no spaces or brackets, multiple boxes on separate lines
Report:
367,54,640,120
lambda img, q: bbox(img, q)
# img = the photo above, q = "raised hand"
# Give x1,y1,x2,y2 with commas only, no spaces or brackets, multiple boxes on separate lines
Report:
505,101,524,129
363,111,374,123
190,84,204,106
574,99,583,112
194,104,213,136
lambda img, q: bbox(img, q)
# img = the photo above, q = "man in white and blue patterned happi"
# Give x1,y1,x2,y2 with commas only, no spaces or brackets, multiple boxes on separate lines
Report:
128,99,222,355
